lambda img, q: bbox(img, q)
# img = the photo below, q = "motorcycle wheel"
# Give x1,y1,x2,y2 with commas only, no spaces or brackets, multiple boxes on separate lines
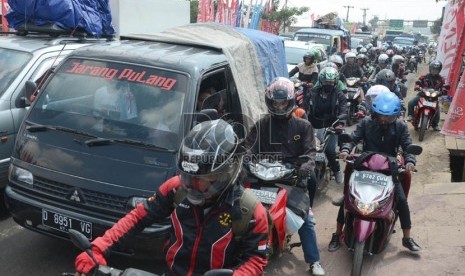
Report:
0,189,7,218
351,240,365,276
419,113,429,142
347,104,354,126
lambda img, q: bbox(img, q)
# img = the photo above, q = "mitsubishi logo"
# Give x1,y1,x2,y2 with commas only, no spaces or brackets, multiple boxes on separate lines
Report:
68,188,84,203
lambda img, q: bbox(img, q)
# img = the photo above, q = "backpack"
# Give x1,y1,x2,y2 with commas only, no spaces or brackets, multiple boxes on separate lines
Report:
173,188,273,240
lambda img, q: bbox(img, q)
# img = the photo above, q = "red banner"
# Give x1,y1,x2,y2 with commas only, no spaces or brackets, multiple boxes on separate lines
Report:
436,0,465,97
441,69,465,138
2,0,9,32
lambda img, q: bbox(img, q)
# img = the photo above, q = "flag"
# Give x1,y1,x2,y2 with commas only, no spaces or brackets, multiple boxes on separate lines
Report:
235,0,243,27
197,0,206,23
441,69,465,138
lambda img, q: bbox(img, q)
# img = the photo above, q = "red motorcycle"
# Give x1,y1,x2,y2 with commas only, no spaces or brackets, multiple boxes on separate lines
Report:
338,136,422,276
412,87,441,141
244,158,310,257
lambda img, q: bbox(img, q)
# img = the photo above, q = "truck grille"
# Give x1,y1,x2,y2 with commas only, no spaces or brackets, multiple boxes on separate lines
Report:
33,176,127,212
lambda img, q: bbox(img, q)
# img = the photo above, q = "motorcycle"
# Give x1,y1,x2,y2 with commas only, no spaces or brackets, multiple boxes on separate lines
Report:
412,88,441,141
245,157,310,257
417,51,424,64
345,77,363,126
64,229,233,276
408,55,417,73
338,135,423,276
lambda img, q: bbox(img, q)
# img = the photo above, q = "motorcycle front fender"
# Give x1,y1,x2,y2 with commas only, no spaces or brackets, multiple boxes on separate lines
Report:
353,218,376,243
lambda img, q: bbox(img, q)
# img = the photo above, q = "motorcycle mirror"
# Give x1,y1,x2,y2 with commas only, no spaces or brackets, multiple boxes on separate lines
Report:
68,229,92,251
406,144,423,155
203,269,234,276
443,84,451,90
338,133,352,143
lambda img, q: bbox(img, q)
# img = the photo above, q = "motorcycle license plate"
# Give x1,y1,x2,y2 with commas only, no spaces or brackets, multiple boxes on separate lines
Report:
423,101,436,108
353,171,390,186
315,152,326,162
248,188,278,205
42,209,92,239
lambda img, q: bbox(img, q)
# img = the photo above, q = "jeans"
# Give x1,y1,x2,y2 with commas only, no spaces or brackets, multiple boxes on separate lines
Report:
315,128,340,172
298,214,321,264
408,95,440,127
307,171,317,207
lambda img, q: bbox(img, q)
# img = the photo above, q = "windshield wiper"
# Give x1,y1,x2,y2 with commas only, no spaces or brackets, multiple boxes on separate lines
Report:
84,137,173,152
26,122,98,138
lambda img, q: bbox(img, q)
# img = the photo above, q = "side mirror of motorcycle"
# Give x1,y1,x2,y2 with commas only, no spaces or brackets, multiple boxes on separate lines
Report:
338,133,353,143
443,84,451,90
69,229,91,251
203,269,234,276
406,144,423,155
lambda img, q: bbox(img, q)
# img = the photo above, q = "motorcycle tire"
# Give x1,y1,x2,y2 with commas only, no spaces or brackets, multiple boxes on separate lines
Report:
347,104,355,126
0,189,7,218
351,240,365,276
419,113,428,142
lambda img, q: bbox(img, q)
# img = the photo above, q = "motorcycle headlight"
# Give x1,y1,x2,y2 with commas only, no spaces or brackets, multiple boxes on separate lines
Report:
9,164,34,186
127,196,147,210
425,91,431,97
354,198,379,215
431,92,438,97
248,162,292,181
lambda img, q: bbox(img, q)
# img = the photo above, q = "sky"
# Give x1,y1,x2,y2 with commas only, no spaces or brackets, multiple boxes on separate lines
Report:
288,0,447,26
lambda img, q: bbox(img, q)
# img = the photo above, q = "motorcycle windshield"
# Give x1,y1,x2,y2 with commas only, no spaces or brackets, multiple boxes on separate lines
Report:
349,170,394,203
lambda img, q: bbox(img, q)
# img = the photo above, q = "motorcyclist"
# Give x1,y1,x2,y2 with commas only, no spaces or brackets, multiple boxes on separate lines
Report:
374,69,404,101
74,119,270,276
245,77,326,276
289,49,319,87
340,52,365,79
368,54,389,82
328,92,422,252
312,61,346,92
391,55,408,98
406,60,447,131
307,67,348,184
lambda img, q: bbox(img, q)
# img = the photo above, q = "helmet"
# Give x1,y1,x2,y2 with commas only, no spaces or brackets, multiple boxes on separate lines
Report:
356,54,368,62
429,60,442,74
385,49,394,57
378,53,389,64
359,47,367,54
265,77,295,118
392,55,404,63
318,67,339,87
375,69,396,91
303,50,316,64
365,85,391,109
366,43,373,50
329,54,343,68
177,119,242,206
345,52,357,63
324,61,339,70
371,92,401,125
356,45,363,52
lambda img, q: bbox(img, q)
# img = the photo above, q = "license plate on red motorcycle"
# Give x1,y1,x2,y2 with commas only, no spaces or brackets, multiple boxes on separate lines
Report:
353,171,391,186
315,153,326,162
423,101,436,108
42,209,92,239
248,188,278,205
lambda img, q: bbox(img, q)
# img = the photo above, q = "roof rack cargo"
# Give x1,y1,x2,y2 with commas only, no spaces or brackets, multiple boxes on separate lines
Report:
8,23,115,40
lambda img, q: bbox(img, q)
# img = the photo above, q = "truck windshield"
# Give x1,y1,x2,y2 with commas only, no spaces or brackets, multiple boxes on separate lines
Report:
294,33,331,47
0,48,32,95
27,58,188,150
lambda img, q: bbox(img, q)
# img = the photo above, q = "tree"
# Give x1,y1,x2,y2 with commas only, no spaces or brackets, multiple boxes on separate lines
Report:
261,0,309,33
188,0,198,23
431,17,442,35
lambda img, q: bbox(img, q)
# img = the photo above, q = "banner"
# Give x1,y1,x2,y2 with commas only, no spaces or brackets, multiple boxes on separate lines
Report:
441,69,465,138
435,0,465,97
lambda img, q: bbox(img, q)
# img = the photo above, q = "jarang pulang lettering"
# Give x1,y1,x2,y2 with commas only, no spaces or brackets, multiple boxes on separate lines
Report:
65,62,118,80
118,68,177,91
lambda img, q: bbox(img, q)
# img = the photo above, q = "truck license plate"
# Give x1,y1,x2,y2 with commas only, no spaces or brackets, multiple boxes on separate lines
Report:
42,209,92,239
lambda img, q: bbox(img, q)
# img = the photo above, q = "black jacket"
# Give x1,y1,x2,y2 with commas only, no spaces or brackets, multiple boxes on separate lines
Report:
341,117,416,165
245,114,316,174
307,86,348,129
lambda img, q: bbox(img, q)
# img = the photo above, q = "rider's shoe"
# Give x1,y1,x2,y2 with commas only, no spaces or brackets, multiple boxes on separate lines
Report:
331,196,344,206
432,125,441,131
328,233,341,252
402,237,422,251
310,261,326,276
334,170,343,184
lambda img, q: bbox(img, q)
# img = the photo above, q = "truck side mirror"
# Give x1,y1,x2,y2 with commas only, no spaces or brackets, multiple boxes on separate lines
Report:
19,80,38,108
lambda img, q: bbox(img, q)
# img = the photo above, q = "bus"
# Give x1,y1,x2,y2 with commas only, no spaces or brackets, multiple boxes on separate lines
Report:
384,30,404,42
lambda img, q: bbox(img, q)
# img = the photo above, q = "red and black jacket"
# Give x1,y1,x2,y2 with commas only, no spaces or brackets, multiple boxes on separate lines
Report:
91,176,269,276
415,74,446,92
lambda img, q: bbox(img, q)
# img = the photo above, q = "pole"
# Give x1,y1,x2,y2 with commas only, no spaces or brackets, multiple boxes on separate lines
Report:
361,8,369,25
343,5,354,22
283,0,288,33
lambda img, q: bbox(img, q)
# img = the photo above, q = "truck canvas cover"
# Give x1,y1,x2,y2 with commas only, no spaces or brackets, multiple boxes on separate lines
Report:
5,0,115,37
126,23,288,122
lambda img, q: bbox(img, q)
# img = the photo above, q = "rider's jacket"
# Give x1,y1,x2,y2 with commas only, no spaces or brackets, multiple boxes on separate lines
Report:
415,73,446,92
341,117,416,165
245,114,317,175
307,86,348,129
90,176,269,276
289,62,319,84
340,63,364,78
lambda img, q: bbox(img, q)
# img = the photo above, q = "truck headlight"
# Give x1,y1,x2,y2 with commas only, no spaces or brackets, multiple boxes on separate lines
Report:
9,165,34,186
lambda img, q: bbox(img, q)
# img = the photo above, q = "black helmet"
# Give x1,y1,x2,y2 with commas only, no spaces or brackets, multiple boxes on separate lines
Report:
429,60,442,74
177,119,242,206
376,69,396,91
303,51,315,63
265,77,295,119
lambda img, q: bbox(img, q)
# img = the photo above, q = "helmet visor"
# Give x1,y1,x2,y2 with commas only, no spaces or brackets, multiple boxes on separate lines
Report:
179,170,232,205
373,113,397,125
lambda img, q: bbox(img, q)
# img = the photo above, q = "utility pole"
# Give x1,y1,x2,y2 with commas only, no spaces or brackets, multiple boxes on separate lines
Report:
343,5,354,22
361,8,369,25
283,0,288,33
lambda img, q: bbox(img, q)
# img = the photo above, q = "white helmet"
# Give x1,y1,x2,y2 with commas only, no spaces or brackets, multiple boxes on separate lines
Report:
345,52,357,62
378,53,389,64
365,85,391,109
329,54,343,67
392,55,404,63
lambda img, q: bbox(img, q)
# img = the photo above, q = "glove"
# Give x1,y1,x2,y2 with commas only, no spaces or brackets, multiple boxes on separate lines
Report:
75,246,107,274
355,111,365,119
339,151,349,161
298,168,310,179
405,162,416,172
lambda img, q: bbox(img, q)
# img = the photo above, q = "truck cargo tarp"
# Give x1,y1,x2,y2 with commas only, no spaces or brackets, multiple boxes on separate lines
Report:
127,23,288,122
5,0,115,37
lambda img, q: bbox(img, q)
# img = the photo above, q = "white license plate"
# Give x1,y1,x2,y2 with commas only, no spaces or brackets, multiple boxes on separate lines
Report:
42,209,92,239
248,188,278,205
423,101,436,108
315,152,326,162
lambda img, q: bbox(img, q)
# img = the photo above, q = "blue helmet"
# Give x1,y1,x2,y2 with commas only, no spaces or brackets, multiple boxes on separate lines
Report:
372,92,401,116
